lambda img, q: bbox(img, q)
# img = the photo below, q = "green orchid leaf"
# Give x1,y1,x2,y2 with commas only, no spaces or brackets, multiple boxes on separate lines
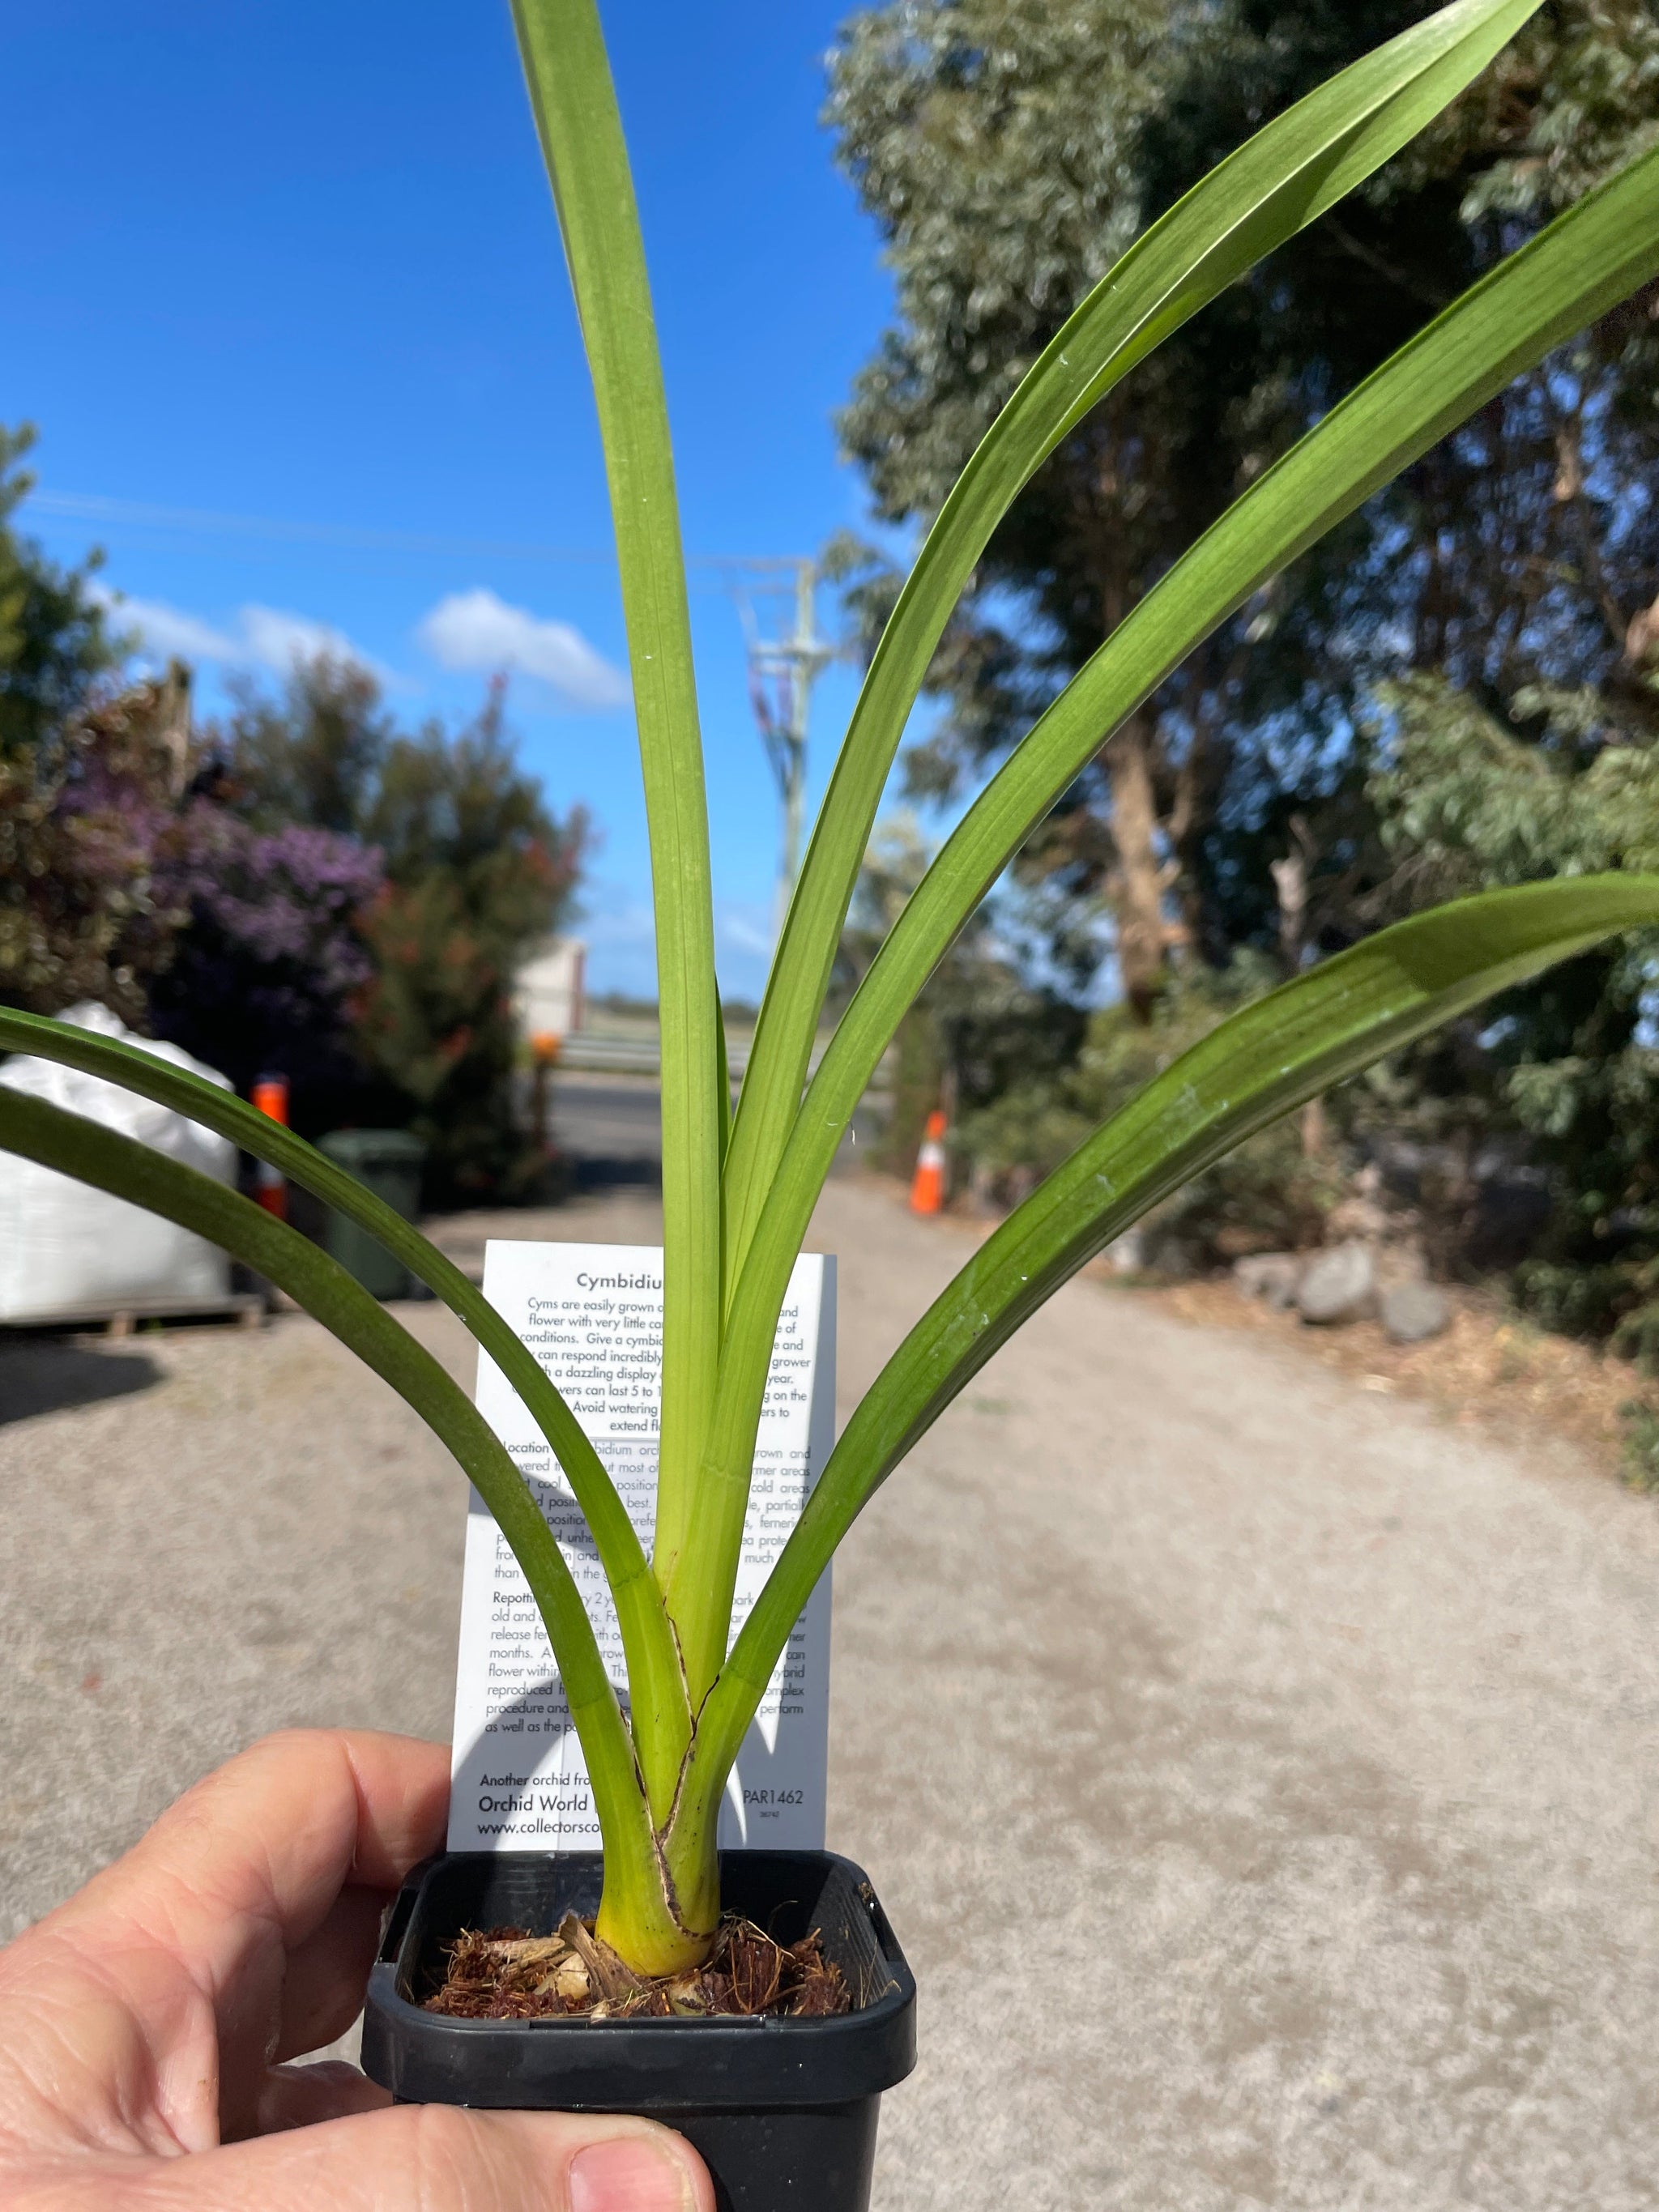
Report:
0,1080,655,1857
697,137,1659,1644
0,1005,691,1809
722,0,1546,1287
686,873,1659,1796
512,0,723,1610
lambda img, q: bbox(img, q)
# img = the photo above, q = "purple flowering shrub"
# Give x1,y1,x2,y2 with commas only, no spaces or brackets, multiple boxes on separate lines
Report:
148,803,387,1127
11,648,585,1190
0,676,188,1021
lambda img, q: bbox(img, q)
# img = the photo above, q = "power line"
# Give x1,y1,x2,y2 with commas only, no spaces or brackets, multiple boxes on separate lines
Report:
32,493,839,872
31,489,612,565
30,489,811,578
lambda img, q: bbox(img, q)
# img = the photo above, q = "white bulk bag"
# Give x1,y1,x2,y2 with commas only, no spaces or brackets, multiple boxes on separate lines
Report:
0,1003,237,1322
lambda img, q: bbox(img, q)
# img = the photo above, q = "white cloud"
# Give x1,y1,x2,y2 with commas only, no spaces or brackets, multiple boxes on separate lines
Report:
416,587,630,710
90,585,239,663
92,584,392,682
715,901,774,961
239,604,386,676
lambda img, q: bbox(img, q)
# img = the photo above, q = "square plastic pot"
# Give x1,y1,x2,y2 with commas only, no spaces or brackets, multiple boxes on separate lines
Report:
360,1849,916,2212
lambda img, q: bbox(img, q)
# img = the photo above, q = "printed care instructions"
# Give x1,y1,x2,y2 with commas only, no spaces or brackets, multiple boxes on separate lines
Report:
448,1241,835,1852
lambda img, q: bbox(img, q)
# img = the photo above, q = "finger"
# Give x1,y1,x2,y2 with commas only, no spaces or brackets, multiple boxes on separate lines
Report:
9,1732,448,2153
47,1728,445,1988
270,1886,387,2065
254,2060,390,2134
103,2103,714,2212
104,1730,450,1950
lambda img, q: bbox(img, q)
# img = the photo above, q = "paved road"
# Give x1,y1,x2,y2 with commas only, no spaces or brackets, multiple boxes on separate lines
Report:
5,1176,1659,2209
548,1071,661,1185
544,1068,872,1186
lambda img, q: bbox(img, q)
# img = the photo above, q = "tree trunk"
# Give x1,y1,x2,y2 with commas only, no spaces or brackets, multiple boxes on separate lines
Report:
1270,826,1324,1160
1269,844,1307,980
1105,712,1168,1018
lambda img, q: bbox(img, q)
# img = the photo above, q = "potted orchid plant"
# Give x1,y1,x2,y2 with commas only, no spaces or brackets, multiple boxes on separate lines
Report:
6,0,1659,2202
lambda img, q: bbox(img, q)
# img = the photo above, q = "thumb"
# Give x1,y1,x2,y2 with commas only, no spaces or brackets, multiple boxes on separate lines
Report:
118,2102,713,2212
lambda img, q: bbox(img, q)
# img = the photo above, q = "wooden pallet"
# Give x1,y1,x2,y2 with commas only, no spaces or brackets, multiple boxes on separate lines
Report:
0,1292,268,1339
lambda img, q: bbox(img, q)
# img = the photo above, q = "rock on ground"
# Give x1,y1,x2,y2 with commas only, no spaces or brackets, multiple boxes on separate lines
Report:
1234,1252,1302,1311
1380,1281,1452,1345
1295,1240,1378,1325
5,1177,1659,2210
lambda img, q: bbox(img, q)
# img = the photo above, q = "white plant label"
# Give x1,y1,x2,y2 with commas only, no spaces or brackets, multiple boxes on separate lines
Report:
448,1241,835,1853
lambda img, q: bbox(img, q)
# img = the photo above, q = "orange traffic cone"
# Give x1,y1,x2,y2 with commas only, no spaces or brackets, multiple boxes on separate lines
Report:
250,1074,290,1220
909,1109,949,1216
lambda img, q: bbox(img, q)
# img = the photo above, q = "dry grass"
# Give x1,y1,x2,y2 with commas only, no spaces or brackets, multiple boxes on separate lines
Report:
1127,1273,1654,1481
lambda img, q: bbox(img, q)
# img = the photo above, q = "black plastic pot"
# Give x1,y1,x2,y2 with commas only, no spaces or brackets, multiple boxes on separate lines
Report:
360,1849,916,2212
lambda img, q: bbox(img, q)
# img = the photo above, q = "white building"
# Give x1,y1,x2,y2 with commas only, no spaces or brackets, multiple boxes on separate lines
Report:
514,936,586,1049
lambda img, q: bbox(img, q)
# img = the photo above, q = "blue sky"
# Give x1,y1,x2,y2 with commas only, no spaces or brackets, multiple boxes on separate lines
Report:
2,0,901,1000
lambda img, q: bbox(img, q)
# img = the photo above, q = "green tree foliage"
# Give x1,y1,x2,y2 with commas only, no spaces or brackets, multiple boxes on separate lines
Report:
957,953,1339,1254
835,815,1085,1174
1137,0,1659,952
359,697,589,1200
1341,671,1659,1351
220,655,394,836
0,673,192,1022
220,661,589,1198
1166,4,1659,1345
828,0,1659,991
0,428,187,1017
830,0,1659,1353
0,426,115,761
829,0,1209,1010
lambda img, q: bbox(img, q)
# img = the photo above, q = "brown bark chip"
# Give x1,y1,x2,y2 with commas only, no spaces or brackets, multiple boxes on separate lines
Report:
424,1915,851,2022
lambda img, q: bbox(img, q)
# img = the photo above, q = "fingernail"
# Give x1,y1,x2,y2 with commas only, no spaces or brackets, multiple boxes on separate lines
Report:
569,2133,697,2212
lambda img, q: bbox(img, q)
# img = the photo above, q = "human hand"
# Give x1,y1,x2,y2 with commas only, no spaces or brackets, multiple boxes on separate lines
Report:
0,1729,711,2210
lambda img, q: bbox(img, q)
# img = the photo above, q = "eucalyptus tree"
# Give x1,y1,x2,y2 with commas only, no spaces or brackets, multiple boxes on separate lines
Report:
0,424,113,761
829,0,1659,995
830,0,1222,1012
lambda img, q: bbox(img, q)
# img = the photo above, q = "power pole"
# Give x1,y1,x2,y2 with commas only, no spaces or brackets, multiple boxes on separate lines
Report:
731,558,831,936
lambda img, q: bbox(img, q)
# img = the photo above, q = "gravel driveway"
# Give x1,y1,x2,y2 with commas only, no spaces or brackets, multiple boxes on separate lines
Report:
5,1174,1659,2210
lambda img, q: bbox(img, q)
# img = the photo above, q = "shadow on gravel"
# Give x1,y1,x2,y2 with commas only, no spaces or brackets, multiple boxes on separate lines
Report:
0,1342,162,1426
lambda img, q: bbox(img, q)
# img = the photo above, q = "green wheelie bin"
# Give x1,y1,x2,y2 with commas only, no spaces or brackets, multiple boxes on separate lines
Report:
318,1129,427,1300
